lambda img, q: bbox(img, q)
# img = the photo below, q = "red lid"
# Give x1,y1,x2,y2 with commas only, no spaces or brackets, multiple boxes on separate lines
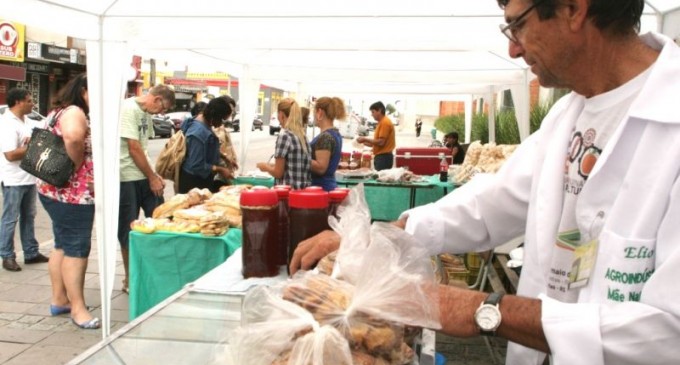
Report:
304,186,324,191
362,153,372,158
329,190,346,203
273,187,290,199
333,187,350,198
352,151,362,157
240,189,278,207
341,152,351,157
289,191,329,209
273,184,292,190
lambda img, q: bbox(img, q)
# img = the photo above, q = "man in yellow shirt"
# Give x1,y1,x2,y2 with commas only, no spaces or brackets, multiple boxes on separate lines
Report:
357,101,395,170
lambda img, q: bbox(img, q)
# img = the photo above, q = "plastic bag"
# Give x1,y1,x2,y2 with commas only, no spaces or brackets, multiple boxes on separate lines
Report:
329,184,372,282
233,184,440,365
375,167,407,183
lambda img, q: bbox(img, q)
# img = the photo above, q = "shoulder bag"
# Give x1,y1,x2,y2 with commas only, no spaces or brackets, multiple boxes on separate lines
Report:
20,109,75,187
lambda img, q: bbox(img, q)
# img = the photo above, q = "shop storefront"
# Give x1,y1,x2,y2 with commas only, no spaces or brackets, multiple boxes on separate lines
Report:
0,19,85,115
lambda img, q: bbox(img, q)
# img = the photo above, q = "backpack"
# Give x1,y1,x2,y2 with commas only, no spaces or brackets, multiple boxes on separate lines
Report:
155,130,186,193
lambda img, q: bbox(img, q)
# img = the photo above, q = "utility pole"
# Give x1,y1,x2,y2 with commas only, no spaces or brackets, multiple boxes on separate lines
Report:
150,58,156,86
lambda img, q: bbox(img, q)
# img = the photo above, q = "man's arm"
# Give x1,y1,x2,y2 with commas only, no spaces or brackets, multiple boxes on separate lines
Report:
3,144,27,162
126,138,164,196
356,136,386,147
438,285,549,353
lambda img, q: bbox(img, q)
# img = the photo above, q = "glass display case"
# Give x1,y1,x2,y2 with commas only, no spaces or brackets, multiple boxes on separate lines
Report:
71,287,243,365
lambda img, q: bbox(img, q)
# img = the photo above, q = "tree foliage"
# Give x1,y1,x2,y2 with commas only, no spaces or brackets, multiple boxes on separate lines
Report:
433,101,554,144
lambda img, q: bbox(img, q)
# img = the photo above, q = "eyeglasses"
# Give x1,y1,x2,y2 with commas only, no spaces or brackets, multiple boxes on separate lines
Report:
499,0,546,44
157,97,170,112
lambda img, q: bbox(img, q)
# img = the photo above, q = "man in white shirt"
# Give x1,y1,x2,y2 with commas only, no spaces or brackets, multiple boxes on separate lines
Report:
290,1,680,364
0,88,49,271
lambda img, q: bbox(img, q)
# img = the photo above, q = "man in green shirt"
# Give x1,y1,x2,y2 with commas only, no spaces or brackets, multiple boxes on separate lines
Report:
118,85,175,293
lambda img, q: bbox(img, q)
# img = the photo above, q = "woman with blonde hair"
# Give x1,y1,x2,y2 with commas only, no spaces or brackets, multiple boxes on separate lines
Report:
310,97,345,191
257,98,311,189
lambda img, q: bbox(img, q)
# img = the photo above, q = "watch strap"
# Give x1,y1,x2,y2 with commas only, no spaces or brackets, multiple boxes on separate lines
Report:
479,292,504,336
484,292,504,306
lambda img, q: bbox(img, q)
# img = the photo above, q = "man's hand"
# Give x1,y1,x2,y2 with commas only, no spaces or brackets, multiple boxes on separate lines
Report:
289,230,341,275
149,174,165,196
217,166,234,180
356,136,366,144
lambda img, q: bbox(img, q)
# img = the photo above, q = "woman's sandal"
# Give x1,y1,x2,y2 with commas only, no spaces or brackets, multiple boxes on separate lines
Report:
50,304,71,316
71,317,101,330
50,304,95,316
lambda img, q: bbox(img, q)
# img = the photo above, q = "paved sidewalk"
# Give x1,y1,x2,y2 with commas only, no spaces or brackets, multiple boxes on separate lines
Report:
0,238,129,365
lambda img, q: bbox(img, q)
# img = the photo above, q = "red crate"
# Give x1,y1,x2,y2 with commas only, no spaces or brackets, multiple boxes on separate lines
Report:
394,147,451,175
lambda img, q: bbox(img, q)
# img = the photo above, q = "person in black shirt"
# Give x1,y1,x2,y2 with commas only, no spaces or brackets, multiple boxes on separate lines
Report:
444,132,465,164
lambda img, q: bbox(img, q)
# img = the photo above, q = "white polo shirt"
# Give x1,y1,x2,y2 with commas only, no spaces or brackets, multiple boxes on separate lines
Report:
0,110,37,186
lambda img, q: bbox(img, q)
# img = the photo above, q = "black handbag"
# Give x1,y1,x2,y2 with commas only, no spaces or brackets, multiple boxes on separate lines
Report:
20,109,75,187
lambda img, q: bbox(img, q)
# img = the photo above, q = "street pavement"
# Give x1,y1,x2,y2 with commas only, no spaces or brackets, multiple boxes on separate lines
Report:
0,120,506,364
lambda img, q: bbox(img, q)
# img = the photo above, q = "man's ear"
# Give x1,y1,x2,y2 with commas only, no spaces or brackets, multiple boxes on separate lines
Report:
562,0,589,32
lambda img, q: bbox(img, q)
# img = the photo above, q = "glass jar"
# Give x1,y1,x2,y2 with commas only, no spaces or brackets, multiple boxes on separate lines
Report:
273,187,291,267
340,152,351,164
288,190,330,272
361,153,372,169
240,189,279,278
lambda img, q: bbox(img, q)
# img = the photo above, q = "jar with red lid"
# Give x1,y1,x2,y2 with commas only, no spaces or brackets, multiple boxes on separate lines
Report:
328,189,349,219
288,190,330,271
304,186,324,192
273,184,292,191
350,151,362,169
273,187,290,266
340,152,351,164
240,189,279,278
361,153,372,169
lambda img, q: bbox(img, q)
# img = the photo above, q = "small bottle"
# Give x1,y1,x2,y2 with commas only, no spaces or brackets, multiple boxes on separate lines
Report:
439,154,449,182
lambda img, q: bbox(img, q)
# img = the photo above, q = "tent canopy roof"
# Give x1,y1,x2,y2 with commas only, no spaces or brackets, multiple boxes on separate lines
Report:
3,0,679,96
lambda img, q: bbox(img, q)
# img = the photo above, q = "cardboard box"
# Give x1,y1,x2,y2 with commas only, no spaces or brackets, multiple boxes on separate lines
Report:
394,147,451,175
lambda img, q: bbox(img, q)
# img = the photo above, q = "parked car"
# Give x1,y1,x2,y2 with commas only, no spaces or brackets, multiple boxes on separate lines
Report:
366,119,377,131
252,116,264,131
227,113,264,132
225,114,240,132
165,111,191,131
0,104,47,128
269,116,281,135
151,114,174,138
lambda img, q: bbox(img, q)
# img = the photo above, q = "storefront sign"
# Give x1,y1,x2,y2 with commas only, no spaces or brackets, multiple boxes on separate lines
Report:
0,20,25,62
186,72,229,80
27,41,79,64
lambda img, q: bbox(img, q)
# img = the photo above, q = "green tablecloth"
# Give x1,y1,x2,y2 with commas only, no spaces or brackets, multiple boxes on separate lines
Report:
338,174,454,221
234,176,275,187
128,229,242,320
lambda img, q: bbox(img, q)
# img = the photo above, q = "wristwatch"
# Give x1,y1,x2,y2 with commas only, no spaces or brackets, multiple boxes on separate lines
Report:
474,292,504,336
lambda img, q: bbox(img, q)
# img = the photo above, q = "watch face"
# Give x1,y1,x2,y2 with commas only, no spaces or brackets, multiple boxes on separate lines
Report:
476,305,501,331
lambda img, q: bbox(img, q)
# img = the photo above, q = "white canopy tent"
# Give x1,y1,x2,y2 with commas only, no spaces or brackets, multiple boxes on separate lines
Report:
2,0,678,337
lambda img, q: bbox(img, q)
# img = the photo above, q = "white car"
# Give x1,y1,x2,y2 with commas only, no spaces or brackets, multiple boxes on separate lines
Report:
269,116,281,135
